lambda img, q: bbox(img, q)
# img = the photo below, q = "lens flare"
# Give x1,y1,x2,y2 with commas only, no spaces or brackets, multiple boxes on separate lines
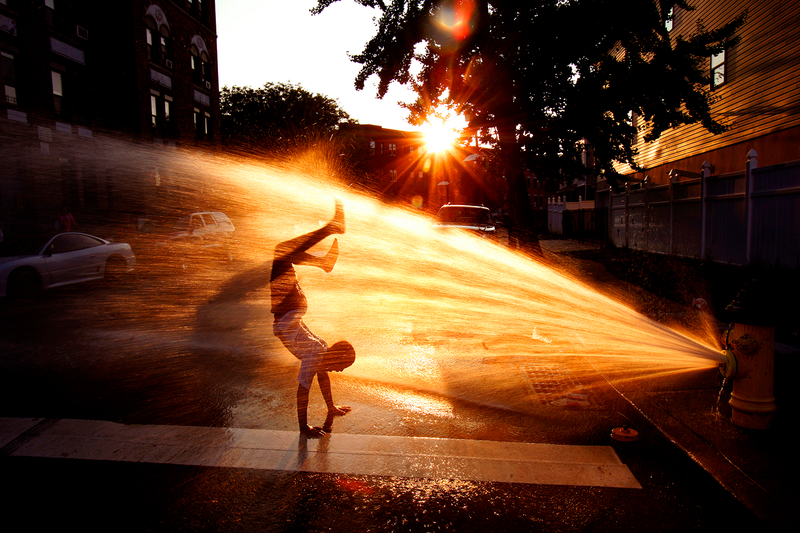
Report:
435,0,478,41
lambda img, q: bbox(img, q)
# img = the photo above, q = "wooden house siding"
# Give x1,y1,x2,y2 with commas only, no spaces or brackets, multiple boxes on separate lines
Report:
616,0,800,183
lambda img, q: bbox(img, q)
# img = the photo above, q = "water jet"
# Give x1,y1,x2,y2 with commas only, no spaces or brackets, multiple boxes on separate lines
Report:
6,135,732,428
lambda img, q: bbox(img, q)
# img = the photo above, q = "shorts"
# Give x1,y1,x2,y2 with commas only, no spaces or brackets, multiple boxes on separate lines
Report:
273,310,328,389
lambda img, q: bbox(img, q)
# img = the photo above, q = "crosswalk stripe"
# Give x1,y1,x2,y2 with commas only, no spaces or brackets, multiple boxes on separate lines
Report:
0,418,641,489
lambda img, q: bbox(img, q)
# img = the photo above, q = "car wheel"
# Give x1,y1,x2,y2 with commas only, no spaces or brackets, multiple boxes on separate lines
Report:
104,256,128,282
7,267,42,299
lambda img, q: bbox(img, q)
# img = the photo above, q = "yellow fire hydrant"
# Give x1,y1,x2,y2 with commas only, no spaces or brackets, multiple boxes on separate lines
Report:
725,280,777,430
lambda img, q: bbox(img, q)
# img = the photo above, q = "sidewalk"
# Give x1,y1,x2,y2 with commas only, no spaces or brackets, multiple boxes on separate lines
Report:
539,239,796,533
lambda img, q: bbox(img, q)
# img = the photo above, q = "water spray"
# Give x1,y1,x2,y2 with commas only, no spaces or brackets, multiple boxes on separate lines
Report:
5,133,733,427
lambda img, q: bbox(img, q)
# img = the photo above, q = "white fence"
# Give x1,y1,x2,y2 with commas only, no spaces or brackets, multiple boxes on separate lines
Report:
592,150,800,267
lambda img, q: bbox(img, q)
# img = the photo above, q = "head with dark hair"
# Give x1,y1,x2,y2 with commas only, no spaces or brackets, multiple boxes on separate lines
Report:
324,341,355,372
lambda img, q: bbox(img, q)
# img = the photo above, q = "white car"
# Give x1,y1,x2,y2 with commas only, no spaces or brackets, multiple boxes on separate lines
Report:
0,232,136,298
139,211,235,270
172,211,235,238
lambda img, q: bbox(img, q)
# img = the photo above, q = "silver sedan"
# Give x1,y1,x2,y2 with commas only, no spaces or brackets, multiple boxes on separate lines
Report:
0,232,135,298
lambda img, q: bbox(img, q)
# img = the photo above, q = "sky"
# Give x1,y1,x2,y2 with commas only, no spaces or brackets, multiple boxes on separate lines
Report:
215,0,422,131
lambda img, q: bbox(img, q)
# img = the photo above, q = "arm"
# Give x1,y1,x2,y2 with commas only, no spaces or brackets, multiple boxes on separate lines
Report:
297,383,325,438
317,371,351,416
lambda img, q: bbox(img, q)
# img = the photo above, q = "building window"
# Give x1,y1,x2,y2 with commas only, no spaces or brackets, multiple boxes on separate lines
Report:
389,170,397,182
164,95,173,130
151,93,158,128
188,0,205,21
151,91,175,133
51,70,63,113
194,107,211,140
145,7,173,69
369,140,375,155
388,143,397,156
191,48,211,88
2,51,16,105
146,26,172,68
4,84,15,104
664,6,674,32
711,49,726,88
191,55,199,84
628,111,639,142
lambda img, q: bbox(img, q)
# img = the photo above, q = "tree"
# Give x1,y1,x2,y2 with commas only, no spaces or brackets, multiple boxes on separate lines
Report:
220,83,380,187
220,82,354,151
312,1,745,231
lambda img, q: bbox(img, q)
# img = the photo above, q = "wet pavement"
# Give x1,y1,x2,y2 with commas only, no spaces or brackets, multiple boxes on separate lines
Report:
0,418,641,488
0,237,794,532
539,239,796,533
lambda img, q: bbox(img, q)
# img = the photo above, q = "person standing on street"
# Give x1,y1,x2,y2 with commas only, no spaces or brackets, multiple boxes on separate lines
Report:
57,208,77,232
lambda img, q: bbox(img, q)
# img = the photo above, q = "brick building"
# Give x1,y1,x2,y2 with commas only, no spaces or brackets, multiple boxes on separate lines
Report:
353,124,509,212
352,124,429,205
0,0,220,236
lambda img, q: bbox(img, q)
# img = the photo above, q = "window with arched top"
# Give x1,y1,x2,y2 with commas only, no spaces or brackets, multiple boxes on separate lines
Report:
190,35,212,89
145,5,173,69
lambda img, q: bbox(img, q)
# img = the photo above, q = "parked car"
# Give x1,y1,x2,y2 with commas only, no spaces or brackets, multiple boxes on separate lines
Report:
0,232,136,298
432,204,497,240
135,211,235,270
171,211,235,238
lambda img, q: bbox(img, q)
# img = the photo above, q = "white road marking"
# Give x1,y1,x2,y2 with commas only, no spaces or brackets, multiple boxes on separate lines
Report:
0,418,641,489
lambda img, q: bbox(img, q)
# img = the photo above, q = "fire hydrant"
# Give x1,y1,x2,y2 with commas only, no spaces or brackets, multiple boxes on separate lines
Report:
724,280,777,430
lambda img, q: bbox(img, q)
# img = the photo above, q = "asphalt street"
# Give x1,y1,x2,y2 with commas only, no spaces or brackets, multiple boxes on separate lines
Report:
0,246,778,532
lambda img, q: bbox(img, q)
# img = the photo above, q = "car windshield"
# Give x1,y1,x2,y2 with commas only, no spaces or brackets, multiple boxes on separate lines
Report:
138,218,170,234
437,207,491,225
173,217,191,232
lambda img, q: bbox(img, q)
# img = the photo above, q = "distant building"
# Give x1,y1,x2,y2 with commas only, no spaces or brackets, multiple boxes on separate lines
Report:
525,171,549,212
352,124,516,211
350,124,433,207
0,0,220,235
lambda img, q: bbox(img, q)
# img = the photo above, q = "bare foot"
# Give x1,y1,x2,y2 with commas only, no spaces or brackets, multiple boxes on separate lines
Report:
322,238,339,273
330,199,345,234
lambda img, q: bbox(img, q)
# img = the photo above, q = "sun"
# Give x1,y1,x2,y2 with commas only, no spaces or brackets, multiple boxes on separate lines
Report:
423,123,459,153
422,113,467,153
